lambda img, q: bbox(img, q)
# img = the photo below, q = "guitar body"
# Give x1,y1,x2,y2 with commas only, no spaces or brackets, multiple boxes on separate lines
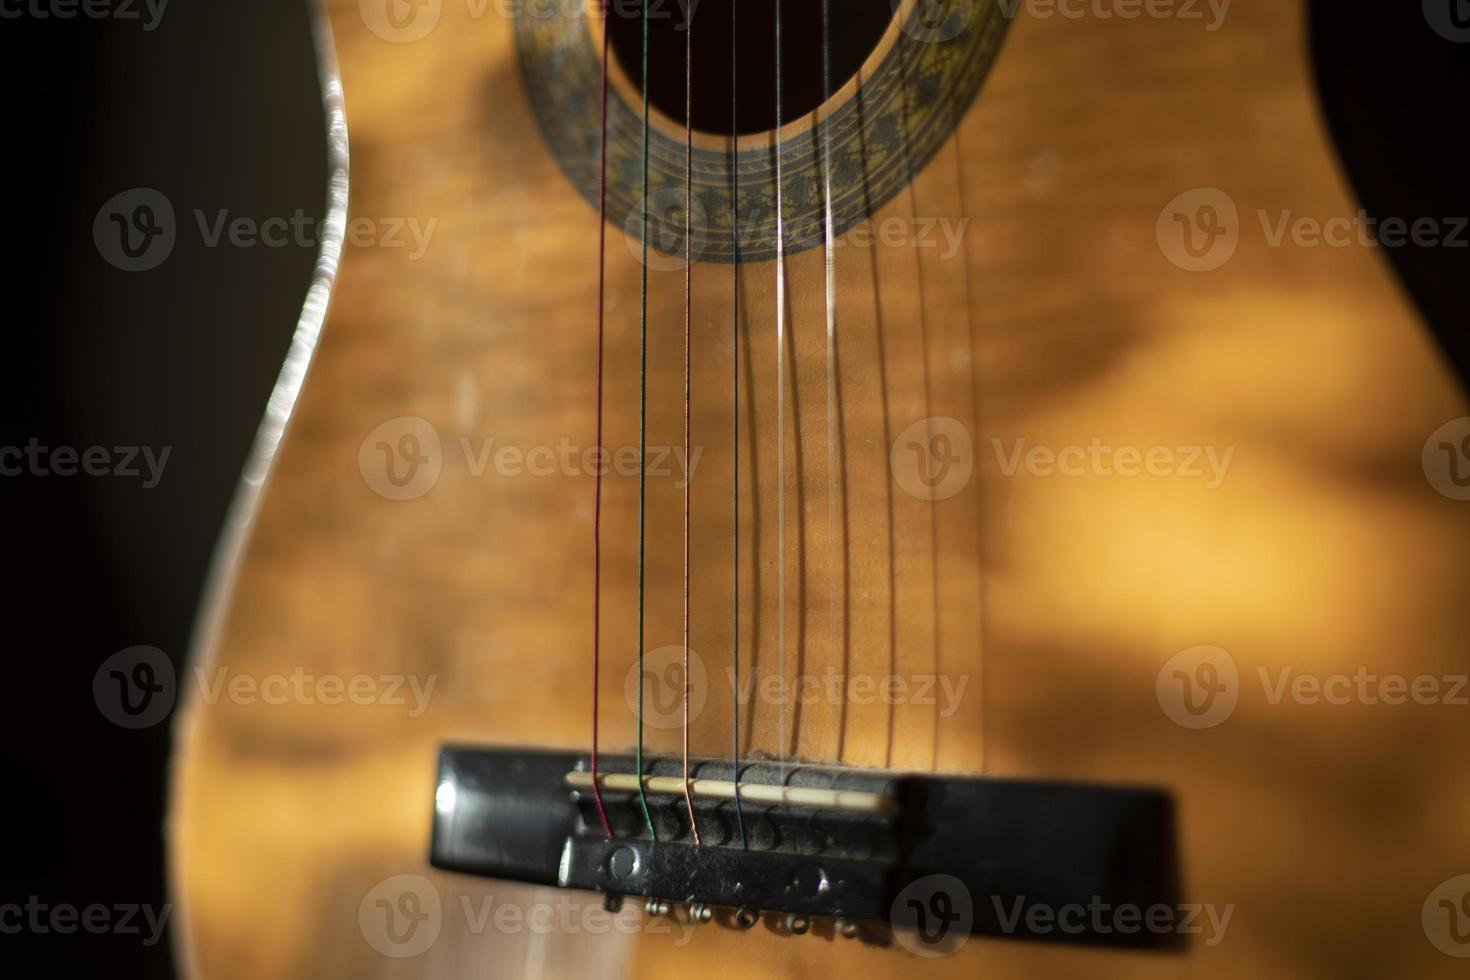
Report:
170,1,1470,977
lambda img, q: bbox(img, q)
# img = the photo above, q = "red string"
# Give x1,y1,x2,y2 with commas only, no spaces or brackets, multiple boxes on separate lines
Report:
589,0,613,839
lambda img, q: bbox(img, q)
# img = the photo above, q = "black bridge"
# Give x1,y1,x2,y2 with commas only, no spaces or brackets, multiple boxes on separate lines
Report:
429,745,1180,949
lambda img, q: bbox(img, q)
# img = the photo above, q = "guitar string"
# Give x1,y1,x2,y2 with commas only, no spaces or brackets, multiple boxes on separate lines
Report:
681,4,701,846
943,19,985,774
588,0,613,839
848,71,900,766
896,4,942,772
608,6,963,836
773,0,789,789
952,142,987,775
636,0,657,841
729,0,749,849
819,0,842,766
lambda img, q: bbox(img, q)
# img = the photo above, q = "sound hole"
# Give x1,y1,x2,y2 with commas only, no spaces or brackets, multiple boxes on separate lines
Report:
604,0,897,136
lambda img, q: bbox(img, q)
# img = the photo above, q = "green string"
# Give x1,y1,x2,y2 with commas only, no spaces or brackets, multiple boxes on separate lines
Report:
635,0,657,843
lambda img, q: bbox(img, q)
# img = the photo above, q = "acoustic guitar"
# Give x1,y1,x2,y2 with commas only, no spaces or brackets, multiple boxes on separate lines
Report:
169,0,1470,976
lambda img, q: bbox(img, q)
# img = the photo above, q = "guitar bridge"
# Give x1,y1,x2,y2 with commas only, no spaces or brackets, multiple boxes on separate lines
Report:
429,745,1180,948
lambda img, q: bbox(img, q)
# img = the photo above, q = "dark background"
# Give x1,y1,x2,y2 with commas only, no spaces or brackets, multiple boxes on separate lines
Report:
1,2,327,976
0,2,1464,977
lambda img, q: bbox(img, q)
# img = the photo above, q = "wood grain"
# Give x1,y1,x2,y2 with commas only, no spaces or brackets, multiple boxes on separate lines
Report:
170,1,1470,977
